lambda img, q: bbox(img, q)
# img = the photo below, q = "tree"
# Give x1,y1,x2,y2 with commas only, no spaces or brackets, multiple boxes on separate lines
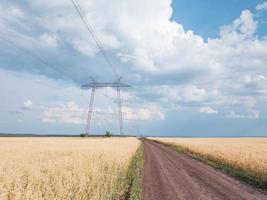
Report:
105,131,112,137
80,133,86,137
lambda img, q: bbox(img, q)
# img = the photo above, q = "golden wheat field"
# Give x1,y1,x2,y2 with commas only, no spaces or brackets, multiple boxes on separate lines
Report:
0,137,140,200
154,138,267,187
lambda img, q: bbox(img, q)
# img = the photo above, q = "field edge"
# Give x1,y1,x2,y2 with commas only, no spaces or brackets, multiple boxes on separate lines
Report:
149,139,267,192
122,142,144,200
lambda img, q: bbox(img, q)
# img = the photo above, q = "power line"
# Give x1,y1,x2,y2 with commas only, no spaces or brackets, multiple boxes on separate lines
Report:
71,0,119,79
0,32,74,82
71,0,135,135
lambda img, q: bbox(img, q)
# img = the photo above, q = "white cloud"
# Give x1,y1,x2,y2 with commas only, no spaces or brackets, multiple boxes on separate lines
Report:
1,0,266,81
10,7,24,18
39,33,58,48
1,0,216,76
180,85,207,103
222,10,257,38
199,106,218,114
225,110,260,119
138,85,209,106
1,0,267,123
256,2,267,10
90,104,165,121
23,100,33,109
122,105,165,121
43,101,85,124
42,100,164,125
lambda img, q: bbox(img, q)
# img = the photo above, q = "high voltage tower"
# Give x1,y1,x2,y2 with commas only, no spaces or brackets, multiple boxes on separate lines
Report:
81,77,130,136
0,0,134,136
71,0,132,136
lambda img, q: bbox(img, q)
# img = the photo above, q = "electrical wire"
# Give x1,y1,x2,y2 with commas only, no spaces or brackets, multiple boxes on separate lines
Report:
70,0,119,79
0,32,75,82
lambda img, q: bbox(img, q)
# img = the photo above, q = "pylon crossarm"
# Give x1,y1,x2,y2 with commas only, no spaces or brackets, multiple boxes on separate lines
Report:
82,77,130,136
81,83,130,89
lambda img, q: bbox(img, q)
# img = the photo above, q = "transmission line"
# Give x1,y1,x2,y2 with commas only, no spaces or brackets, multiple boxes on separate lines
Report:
0,32,74,82
71,0,119,79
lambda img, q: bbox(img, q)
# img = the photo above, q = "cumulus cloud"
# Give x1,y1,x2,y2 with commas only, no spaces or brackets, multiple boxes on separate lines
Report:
10,7,24,18
43,101,85,124
123,105,165,121
256,2,267,10
219,10,257,40
1,0,267,123
39,33,58,48
225,110,260,119
23,100,33,109
0,0,217,80
199,107,218,114
1,0,266,83
180,85,207,103
42,101,164,125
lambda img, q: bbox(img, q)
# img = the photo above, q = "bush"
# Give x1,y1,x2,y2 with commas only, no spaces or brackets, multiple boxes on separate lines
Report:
80,133,86,137
105,131,112,137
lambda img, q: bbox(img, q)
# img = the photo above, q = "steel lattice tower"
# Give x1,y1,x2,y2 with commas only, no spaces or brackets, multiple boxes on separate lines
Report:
81,77,130,136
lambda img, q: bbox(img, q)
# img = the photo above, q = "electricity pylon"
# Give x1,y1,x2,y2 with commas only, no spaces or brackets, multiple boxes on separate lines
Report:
81,77,130,136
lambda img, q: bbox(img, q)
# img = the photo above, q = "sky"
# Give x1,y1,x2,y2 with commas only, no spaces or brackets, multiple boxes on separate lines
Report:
0,0,267,136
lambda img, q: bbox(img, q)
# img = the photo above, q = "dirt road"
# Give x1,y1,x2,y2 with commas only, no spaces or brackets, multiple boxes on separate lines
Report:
142,139,267,200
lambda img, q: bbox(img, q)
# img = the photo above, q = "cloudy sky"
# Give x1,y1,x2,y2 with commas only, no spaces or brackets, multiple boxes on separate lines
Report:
0,0,267,136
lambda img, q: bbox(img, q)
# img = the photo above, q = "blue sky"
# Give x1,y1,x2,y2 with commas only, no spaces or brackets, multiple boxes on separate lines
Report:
0,0,267,136
172,0,267,39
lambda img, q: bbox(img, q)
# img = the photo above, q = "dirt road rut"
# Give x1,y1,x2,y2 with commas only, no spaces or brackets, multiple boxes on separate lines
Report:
142,139,267,200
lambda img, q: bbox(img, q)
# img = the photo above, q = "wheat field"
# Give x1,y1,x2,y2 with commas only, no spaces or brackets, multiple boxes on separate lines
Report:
154,138,267,188
0,137,140,200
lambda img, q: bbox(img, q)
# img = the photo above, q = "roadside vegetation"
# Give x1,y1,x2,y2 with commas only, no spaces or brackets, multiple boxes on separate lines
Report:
152,138,267,190
123,143,144,200
0,137,140,200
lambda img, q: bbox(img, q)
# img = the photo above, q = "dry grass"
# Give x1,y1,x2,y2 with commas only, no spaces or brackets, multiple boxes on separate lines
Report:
153,138,267,189
0,137,140,200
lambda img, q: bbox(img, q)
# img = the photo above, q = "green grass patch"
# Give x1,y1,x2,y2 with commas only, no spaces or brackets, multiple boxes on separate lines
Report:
150,139,267,191
122,143,144,200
